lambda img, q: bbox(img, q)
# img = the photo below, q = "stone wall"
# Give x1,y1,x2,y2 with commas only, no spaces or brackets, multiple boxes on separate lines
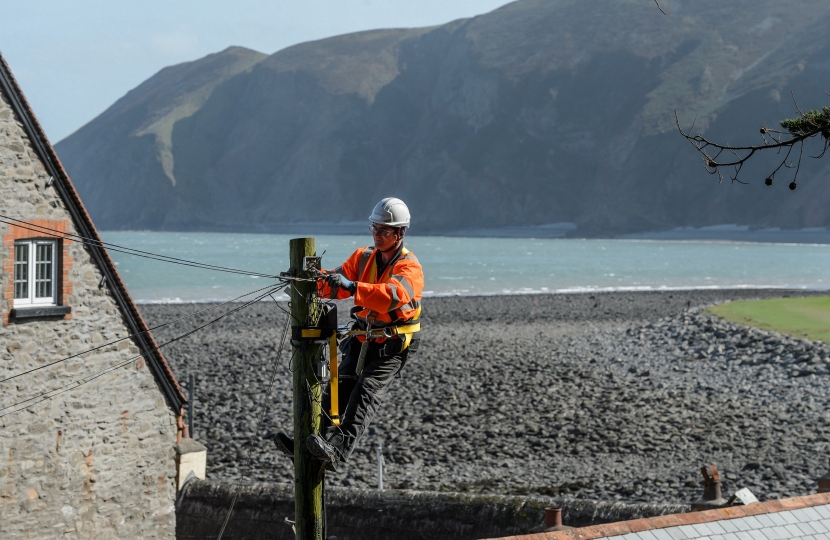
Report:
176,480,690,540
0,82,179,538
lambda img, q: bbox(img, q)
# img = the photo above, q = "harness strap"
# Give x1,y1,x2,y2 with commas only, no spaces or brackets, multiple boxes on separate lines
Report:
389,321,420,352
339,320,421,353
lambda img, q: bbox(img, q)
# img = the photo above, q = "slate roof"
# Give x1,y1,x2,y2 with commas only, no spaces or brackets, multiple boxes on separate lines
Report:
0,51,186,411
486,493,830,540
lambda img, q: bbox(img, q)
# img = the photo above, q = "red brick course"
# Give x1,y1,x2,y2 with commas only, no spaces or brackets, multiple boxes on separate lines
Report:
3,219,72,324
483,492,830,540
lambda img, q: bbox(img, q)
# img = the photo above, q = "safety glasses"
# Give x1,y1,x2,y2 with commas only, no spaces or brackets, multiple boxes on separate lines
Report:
369,225,396,237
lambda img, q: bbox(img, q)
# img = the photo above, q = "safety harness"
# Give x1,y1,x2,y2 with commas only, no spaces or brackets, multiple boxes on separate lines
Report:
295,246,421,428
293,309,420,428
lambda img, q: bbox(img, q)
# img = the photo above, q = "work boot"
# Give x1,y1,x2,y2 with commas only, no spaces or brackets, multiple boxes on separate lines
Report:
306,434,340,472
264,432,294,462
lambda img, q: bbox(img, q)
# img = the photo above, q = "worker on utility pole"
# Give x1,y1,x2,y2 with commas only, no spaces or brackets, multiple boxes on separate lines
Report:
271,197,423,471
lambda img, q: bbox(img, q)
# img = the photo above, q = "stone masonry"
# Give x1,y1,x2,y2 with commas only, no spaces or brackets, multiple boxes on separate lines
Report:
0,75,179,537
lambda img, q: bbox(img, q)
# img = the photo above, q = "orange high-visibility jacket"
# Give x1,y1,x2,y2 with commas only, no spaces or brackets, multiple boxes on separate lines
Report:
319,245,423,330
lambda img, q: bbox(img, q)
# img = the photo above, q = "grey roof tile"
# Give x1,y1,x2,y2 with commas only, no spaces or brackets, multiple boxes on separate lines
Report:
786,523,808,537
822,520,830,533
678,525,699,538
619,533,640,540
667,527,689,540
653,529,675,540
813,521,830,534
734,532,755,540
720,520,740,533
756,514,777,528
747,529,769,540
780,524,799,539
707,522,728,535
759,525,783,540
637,531,660,540
814,533,830,540
802,508,824,521
815,506,830,520
707,535,727,540
800,522,819,536
779,524,797,537
746,529,768,540
742,517,765,531
776,524,797,539
791,508,812,522
692,523,715,537
780,511,800,525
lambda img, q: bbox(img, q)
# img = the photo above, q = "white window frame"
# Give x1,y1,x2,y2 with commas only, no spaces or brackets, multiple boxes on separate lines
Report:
13,239,58,307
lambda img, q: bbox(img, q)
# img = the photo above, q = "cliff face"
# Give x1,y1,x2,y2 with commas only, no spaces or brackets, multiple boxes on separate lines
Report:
56,0,830,235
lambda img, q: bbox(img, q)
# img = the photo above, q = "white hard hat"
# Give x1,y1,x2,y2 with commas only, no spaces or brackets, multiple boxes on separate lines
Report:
369,197,410,228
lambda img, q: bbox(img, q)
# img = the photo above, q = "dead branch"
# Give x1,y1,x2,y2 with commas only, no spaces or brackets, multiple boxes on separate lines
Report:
675,101,830,189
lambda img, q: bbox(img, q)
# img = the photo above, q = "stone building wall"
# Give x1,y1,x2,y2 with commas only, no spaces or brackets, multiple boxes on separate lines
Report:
0,83,179,538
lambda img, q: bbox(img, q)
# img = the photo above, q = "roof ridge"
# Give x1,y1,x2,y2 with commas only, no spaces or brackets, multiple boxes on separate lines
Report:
487,492,830,540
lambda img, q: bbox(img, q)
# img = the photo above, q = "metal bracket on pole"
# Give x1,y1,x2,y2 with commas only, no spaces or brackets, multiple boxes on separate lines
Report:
303,256,322,272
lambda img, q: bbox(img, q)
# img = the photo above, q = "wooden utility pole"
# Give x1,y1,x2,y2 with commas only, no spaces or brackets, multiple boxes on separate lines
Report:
289,237,325,540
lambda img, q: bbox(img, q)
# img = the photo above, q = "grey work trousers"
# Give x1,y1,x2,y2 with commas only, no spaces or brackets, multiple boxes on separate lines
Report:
322,337,411,462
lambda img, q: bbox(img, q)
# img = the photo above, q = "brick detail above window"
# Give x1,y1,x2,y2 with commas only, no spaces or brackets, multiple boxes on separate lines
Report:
3,219,73,325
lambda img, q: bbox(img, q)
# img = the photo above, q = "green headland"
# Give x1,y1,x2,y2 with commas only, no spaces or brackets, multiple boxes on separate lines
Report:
709,296,830,342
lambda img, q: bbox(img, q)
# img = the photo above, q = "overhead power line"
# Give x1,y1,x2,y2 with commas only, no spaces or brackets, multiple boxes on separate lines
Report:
0,282,285,384
0,214,281,279
0,284,286,418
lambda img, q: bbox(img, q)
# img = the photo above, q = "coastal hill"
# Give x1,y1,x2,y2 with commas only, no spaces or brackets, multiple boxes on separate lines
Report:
56,0,830,236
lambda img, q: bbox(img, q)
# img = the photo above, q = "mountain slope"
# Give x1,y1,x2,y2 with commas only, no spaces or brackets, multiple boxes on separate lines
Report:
55,46,266,228
56,0,830,234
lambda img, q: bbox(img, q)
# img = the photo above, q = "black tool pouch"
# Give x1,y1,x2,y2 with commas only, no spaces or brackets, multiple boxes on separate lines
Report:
290,301,337,340
319,302,337,335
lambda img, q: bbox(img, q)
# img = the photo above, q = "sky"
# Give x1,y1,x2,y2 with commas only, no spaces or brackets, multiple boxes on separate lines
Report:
1,1,514,143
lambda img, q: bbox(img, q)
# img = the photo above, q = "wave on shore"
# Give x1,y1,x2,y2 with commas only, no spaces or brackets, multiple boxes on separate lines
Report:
133,283,829,304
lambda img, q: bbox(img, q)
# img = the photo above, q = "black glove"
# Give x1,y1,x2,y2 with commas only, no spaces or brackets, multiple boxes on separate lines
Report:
326,273,357,295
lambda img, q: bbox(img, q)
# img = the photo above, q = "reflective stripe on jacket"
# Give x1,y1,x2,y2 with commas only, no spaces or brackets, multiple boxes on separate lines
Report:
319,245,423,331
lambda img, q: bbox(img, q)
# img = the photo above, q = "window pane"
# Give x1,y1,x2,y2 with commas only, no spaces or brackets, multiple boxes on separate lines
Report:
35,243,53,299
14,243,29,299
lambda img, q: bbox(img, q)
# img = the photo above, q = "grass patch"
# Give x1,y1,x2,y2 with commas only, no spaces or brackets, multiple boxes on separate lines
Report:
708,296,830,342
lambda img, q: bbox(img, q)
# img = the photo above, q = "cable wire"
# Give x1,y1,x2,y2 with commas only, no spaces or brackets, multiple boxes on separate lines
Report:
0,282,287,384
0,285,283,418
0,214,283,279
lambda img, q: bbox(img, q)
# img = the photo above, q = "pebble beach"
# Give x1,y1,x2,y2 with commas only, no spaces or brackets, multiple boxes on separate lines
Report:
140,289,830,504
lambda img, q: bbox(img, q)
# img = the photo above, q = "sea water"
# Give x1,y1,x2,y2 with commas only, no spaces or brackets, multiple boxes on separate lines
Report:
99,231,830,303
